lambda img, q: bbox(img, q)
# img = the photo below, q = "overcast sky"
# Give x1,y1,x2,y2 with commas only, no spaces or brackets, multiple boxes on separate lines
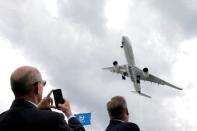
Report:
0,0,197,130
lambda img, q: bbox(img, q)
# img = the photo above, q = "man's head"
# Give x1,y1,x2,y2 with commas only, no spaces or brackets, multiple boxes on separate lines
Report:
107,96,129,122
10,66,46,104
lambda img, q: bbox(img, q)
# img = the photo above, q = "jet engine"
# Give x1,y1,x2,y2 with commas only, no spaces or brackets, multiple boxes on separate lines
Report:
143,67,149,78
113,61,118,66
112,61,120,73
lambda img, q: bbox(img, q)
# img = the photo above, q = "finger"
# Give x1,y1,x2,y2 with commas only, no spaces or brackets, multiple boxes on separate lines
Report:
46,97,52,103
50,97,53,105
46,89,53,98
63,98,67,103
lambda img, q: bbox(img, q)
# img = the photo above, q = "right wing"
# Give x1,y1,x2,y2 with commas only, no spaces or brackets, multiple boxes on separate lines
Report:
132,66,182,90
145,74,182,90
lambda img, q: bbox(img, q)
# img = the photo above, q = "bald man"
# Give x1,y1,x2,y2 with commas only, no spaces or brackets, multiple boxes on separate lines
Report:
0,66,85,131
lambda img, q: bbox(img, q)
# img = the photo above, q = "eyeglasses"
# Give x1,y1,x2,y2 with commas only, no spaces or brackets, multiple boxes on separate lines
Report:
32,80,47,87
40,80,46,86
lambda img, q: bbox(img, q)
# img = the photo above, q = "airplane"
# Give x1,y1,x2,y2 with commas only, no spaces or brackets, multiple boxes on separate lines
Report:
103,36,182,98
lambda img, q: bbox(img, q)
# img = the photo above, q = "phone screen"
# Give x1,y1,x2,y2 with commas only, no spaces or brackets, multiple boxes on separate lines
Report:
53,89,64,108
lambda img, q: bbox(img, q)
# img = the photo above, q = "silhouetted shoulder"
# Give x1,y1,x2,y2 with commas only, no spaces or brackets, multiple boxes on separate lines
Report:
105,120,140,131
125,122,140,131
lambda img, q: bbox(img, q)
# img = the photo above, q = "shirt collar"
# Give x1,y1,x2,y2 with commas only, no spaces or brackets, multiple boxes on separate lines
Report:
26,100,37,108
111,119,125,123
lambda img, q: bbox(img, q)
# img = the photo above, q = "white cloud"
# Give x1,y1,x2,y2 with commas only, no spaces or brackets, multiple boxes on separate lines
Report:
0,37,26,111
43,0,58,17
0,36,52,112
170,38,197,131
105,0,130,30
0,0,197,130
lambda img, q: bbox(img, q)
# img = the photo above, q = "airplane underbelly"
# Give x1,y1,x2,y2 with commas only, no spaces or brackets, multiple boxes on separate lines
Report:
133,82,141,92
124,48,135,66
129,66,141,92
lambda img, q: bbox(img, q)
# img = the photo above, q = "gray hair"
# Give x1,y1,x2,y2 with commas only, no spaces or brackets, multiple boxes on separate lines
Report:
107,96,128,120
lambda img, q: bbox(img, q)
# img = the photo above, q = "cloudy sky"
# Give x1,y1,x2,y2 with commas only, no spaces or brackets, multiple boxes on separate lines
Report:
0,0,197,130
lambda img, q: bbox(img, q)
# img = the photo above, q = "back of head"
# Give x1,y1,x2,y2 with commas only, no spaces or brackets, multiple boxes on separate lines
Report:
107,96,128,120
10,66,42,97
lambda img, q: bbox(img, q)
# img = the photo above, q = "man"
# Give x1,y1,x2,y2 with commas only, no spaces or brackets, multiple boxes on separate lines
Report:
105,96,140,131
0,66,85,131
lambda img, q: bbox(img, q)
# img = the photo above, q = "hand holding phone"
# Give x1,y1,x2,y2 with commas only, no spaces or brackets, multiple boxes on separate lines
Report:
53,89,64,109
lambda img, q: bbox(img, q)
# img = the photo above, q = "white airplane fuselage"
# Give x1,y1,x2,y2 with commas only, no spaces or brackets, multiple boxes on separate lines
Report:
122,36,141,93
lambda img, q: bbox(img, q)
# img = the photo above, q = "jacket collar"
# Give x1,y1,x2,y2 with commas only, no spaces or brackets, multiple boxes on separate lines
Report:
10,99,37,109
110,119,124,124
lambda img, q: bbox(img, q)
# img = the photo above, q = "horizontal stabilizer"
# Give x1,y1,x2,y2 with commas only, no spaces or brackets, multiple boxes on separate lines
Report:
131,91,152,98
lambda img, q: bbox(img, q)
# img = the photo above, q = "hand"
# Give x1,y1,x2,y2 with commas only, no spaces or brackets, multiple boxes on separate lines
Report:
38,90,56,109
58,99,73,118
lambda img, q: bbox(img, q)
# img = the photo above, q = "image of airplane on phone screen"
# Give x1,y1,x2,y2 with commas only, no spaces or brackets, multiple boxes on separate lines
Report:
103,36,182,98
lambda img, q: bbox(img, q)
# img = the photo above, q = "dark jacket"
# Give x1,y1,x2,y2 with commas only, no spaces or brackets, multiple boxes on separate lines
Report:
0,99,85,131
105,119,140,131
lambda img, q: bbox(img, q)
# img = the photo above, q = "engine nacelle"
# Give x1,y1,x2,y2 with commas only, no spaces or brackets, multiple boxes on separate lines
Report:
112,61,120,73
113,61,118,66
143,67,149,78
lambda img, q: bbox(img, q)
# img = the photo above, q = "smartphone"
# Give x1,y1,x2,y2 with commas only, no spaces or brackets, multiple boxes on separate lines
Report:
53,89,64,109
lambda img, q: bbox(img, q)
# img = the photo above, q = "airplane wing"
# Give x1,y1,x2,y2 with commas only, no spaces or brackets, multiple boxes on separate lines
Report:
132,66,182,90
103,65,128,76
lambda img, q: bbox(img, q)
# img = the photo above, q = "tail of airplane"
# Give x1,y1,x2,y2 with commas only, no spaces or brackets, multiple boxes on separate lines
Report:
131,91,152,98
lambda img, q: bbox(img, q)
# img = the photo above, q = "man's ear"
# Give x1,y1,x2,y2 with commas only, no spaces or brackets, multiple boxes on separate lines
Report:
34,84,39,95
122,108,129,122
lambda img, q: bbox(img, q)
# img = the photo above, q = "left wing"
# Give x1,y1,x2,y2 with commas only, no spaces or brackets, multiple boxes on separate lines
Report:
103,65,128,76
132,66,182,90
